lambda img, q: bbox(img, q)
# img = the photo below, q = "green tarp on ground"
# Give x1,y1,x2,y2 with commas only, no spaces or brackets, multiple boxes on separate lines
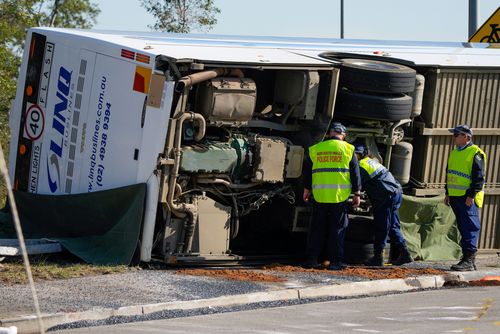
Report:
0,183,146,265
400,194,461,260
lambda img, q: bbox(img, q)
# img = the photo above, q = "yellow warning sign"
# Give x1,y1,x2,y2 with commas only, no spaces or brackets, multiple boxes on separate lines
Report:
469,7,500,42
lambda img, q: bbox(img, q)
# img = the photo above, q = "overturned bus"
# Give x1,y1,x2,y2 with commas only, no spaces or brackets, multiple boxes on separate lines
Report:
8,28,500,264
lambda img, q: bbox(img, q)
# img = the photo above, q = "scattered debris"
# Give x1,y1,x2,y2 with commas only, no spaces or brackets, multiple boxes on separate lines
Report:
267,264,446,280
468,278,500,287
443,280,469,287
0,326,17,334
444,276,500,288
0,239,62,257
176,269,286,283
176,264,447,282
479,275,500,282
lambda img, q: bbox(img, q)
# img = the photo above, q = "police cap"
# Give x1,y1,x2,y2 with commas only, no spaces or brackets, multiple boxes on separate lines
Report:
448,124,473,136
330,122,347,134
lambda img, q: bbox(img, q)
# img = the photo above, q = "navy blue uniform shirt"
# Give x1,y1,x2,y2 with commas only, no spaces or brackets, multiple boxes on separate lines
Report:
358,159,401,208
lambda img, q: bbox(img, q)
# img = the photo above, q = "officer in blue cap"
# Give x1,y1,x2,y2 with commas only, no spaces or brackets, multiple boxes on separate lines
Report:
445,124,486,271
302,122,362,270
354,143,412,266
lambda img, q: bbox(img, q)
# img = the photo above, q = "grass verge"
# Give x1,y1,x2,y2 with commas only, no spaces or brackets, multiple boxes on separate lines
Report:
0,254,127,285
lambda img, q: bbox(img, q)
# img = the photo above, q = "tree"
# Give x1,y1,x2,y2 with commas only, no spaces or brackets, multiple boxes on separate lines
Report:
0,0,39,155
38,0,100,29
0,0,100,203
0,0,100,121
140,0,220,33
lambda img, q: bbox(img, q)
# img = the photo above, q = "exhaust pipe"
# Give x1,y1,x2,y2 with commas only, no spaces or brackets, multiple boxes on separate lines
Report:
175,68,244,92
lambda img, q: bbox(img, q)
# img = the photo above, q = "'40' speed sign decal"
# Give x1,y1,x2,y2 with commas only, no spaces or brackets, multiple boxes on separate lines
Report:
24,103,45,140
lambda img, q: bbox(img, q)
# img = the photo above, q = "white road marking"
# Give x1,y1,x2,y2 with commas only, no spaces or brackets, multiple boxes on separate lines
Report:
403,311,476,316
340,322,363,327
410,306,481,310
425,317,477,321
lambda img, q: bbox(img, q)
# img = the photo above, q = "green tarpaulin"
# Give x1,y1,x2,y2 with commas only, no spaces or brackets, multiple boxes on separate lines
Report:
0,183,146,265
400,194,461,260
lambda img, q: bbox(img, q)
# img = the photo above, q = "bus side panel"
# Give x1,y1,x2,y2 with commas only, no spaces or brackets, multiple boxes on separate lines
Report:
11,32,81,195
65,49,97,193
136,80,174,182
11,31,157,195
78,53,145,192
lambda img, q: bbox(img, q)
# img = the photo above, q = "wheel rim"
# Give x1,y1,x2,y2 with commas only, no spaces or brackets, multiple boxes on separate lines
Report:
344,59,402,70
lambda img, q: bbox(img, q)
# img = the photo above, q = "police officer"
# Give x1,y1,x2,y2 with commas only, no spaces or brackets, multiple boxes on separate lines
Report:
303,122,361,270
445,124,486,271
354,144,413,266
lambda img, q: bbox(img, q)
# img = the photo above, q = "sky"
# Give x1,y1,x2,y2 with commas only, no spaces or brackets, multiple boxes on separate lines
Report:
93,0,499,42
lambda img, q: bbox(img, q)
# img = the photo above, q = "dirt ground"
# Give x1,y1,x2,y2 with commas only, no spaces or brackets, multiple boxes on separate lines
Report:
176,264,448,282
468,276,500,286
267,264,446,279
176,268,286,282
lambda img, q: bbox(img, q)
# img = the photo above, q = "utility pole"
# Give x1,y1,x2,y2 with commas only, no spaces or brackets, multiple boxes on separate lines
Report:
469,0,479,38
340,0,344,39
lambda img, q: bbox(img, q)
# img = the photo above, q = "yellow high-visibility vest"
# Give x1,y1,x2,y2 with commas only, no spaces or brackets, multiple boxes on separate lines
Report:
447,144,487,208
359,157,387,179
308,139,354,203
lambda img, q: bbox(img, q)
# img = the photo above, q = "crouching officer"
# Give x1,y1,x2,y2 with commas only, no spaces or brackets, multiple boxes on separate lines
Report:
445,124,486,271
303,122,361,270
354,144,413,266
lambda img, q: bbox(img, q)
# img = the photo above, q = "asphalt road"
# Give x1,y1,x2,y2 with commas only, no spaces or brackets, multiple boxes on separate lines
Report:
56,286,500,334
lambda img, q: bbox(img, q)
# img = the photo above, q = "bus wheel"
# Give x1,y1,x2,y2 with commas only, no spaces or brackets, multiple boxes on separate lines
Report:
345,215,375,243
336,89,413,121
344,240,374,265
340,58,416,94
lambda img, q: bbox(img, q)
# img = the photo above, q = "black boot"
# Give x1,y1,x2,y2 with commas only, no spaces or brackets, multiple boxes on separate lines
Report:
389,243,401,263
366,251,384,267
450,251,477,271
303,257,321,269
392,246,413,266
328,261,347,270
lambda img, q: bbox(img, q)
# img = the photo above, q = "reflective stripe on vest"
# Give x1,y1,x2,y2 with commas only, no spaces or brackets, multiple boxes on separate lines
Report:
447,144,487,208
359,157,387,179
309,139,354,203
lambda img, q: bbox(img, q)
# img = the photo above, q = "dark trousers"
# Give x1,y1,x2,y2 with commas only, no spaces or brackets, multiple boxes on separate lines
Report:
372,191,406,253
306,201,348,262
449,195,481,253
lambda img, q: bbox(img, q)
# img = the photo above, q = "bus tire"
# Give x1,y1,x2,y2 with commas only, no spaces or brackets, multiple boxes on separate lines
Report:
345,215,375,243
344,240,374,265
336,90,413,121
340,58,416,94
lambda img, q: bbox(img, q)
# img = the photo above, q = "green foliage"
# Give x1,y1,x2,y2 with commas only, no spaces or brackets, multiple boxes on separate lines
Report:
0,0,37,116
0,1,38,44
140,0,220,33
0,0,100,203
37,0,100,28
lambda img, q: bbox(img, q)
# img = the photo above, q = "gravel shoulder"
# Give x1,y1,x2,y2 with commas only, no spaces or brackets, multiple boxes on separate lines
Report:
0,255,498,332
